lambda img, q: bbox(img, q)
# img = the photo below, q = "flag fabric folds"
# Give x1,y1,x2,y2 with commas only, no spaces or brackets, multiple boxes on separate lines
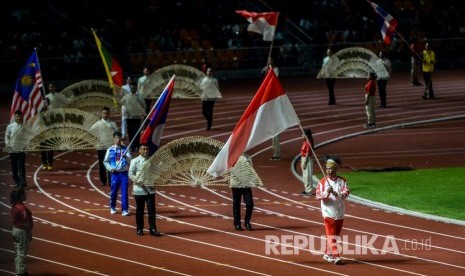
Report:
207,69,300,177
235,10,279,41
92,29,123,87
10,50,45,122
140,75,175,155
368,1,398,45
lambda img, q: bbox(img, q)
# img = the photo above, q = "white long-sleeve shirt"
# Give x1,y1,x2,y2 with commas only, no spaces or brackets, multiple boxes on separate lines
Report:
200,76,221,100
46,93,71,109
315,175,350,220
128,154,155,195
5,121,22,152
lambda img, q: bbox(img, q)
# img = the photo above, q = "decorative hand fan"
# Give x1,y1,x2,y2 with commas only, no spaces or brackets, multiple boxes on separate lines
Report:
6,108,114,152
316,47,389,79
139,64,207,99
135,136,263,188
61,79,122,114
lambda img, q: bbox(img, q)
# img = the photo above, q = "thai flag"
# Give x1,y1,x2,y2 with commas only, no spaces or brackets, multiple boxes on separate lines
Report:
207,69,300,177
140,75,175,155
368,1,398,45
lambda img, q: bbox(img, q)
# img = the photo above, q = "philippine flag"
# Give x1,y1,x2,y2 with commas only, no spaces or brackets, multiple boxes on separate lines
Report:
207,69,300,177
140,75,175,155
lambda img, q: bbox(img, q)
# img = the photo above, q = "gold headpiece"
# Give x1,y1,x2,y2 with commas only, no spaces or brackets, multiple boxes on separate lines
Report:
326,159,338,168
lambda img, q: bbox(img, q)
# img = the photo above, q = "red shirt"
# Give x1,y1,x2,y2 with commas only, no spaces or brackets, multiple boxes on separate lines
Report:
365,79,376,96
301,140,313,157
11,202,33,231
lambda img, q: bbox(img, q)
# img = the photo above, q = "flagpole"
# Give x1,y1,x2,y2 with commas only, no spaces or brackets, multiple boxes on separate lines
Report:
123,74,175,155
297,124,326,177
267,12,279,61
34,48,48,108
393,29,423,61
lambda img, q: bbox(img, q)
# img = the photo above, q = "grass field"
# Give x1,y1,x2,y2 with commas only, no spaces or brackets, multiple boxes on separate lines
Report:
318,167,465,221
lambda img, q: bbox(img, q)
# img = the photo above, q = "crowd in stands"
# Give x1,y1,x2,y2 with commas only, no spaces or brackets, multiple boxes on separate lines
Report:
2,0,464,82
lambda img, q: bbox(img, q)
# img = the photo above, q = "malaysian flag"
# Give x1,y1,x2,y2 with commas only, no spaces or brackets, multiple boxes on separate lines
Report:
368,1,398,45
10,50,45,122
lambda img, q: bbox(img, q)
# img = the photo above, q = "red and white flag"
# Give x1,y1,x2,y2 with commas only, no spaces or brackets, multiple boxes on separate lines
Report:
236,10,279,41
207,69,300,177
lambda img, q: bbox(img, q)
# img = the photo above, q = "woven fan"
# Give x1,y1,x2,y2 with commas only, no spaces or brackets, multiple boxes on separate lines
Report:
6,108,114,152
140,65,207,99
135,136,263,188
120,94,146,117
317,47,388,79
61,79,122,114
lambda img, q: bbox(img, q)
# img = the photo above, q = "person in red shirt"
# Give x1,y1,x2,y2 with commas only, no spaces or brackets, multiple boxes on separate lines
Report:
300,129,315,195
364,72,377,128
10,188,33,276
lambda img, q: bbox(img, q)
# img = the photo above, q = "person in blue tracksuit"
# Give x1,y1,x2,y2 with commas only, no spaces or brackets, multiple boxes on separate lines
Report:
104,131,132,216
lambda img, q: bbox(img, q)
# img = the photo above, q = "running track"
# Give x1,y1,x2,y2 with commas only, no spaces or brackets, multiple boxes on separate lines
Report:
0,70,464,275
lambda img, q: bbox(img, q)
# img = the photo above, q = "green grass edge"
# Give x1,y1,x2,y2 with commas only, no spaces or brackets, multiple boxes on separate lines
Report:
317,167,465,221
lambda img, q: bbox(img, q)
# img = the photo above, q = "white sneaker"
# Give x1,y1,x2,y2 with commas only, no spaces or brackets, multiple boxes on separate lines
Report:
333,257,342,265
323,254,334,263
122,211,129,216
110,209,116,214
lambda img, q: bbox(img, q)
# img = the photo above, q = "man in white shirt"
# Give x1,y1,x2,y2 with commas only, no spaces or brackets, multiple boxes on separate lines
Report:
137,67,152,115
45,83,71,109
91,107,119,186
121,83,146,151
5,110,27,187
128,144,160,236
199,68,221,130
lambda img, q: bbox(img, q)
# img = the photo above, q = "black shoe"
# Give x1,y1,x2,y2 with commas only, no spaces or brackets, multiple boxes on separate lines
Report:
412,81,422,86
150,228,161,236
137,229,144,236
101,182,106,186
301,191,310,195
422,95,428,100
234,224,243,231
245,223,253,231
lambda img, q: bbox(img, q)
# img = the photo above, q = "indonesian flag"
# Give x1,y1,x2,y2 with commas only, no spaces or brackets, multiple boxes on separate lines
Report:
367,1,398,45
207,68,300,177
92,29,123,87
236,10,279,41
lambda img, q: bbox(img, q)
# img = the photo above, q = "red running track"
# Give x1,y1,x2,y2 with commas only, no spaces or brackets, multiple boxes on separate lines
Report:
0,69,464,275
